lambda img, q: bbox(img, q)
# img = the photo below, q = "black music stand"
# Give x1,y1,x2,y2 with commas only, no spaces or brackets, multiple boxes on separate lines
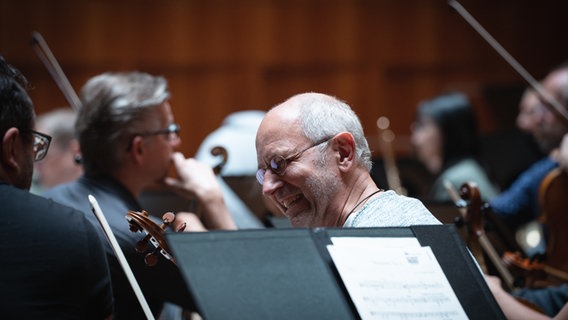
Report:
166,224,504,320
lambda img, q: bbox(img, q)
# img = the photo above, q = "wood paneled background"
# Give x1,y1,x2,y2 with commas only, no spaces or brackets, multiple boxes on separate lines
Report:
1,0,567,158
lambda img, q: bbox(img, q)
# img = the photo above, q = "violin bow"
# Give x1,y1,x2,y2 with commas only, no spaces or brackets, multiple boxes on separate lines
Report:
448,0,568,123
376,116,406,195
30,31,81,112
89,195,156,320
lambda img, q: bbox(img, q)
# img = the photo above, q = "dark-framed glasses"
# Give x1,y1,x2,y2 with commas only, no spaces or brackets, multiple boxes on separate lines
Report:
256,136,332,185
30,130,52,162
139,123,181,142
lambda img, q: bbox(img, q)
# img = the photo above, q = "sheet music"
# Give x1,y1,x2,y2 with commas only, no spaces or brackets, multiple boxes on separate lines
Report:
327,239,468,320
331,236,421,248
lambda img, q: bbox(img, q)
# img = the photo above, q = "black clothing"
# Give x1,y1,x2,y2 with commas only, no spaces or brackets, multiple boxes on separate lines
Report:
0,183,113,319
44,174,194,319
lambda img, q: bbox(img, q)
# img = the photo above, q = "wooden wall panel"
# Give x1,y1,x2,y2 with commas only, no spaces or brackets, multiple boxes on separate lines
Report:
0,0,566,158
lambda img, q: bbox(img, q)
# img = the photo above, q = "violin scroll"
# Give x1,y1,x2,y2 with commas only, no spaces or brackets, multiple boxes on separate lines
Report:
456,181,517,290
458,182,485,239
126,210,184,266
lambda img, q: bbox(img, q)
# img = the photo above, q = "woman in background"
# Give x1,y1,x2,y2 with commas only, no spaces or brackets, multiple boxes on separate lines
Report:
411,92,499,202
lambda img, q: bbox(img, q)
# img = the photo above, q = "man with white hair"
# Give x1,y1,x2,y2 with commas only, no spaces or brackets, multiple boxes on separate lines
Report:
255,92,440,228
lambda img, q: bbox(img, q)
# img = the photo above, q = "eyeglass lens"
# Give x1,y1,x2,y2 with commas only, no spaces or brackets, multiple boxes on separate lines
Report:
256,156,287,184
32,133,50,161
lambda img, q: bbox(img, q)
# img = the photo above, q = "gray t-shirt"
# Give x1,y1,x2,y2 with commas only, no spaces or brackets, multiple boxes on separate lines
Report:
343,190,441,227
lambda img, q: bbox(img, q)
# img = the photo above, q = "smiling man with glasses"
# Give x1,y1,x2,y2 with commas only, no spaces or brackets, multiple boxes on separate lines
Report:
255,92,440,228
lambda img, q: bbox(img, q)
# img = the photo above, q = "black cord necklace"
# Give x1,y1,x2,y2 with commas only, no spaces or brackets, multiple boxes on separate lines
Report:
347,189,383,216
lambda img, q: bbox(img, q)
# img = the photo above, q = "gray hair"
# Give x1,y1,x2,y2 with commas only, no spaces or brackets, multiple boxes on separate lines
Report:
76,71,170,175
293,93,372,171
35,108,77,149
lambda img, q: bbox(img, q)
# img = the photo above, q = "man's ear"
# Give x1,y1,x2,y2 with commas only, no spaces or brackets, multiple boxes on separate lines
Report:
128,135,145,165
332,132,356,171
1,128,23,173
69,138,81,155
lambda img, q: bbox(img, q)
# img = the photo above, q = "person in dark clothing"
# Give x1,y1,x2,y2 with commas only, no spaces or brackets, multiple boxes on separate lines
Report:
0,55,113,319
411,92,498,202
490,64,568,231
44,71,235,319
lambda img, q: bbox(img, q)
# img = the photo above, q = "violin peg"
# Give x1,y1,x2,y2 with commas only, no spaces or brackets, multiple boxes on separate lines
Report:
144,251,159,267
126,208,176,266
162,212,175,224
454,216,464,228
128,222,142,233
135,234,152,253
136,240,150,253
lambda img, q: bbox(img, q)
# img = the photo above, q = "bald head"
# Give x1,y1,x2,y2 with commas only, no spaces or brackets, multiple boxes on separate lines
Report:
257,92,372,171
542,65,568,109
530,65,568,153
257,92,336,142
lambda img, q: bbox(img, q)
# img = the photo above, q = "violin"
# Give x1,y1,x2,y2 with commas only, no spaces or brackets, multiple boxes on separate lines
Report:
126,210,181,266
538,167,568,275
502,167,568,286
456,183,550,314
456,172,568,290
456,182,517,290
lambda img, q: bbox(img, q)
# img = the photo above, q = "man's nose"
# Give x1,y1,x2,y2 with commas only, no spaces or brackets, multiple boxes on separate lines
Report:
170,135,181,148
262,170,283,195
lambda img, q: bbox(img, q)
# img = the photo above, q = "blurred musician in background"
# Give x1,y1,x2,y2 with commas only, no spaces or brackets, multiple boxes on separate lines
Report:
485,133,568,319
489,63,568,232
410,91,499,202
517,87,545,134
0,55,113,319
31,107,82,194
255,92,440,228
43,71,235,319
485,63,568,318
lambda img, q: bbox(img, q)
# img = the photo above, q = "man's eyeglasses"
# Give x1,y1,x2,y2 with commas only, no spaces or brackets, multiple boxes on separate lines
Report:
30,130,52,162
256,137,332,185
138,123,181,142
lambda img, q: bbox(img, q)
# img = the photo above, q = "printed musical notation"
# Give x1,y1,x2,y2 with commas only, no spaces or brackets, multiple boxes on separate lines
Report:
327,237,468,320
